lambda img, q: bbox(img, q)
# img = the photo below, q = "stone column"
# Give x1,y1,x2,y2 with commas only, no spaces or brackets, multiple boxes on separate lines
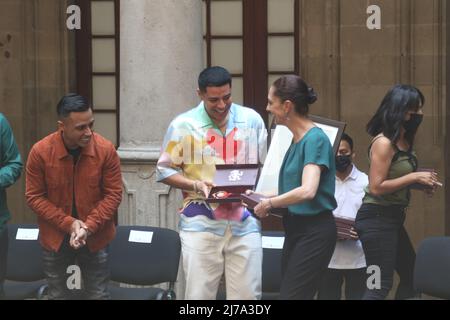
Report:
118,0,204,298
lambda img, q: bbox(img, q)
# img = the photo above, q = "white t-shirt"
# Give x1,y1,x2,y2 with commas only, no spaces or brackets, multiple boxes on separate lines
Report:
328,165,368,269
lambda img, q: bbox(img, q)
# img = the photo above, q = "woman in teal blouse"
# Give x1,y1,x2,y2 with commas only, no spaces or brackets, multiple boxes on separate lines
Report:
253,75,337,299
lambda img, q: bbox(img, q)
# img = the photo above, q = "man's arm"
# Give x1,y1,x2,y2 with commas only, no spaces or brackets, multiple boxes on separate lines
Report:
84,145,122,234
25,147,76,233
0,115,23,189
161,173,213,198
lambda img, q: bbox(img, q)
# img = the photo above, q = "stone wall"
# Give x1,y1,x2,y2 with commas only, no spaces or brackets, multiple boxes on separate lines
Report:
0,0,76,223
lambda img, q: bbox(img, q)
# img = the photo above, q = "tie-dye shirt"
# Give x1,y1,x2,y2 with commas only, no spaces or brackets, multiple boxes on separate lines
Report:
156,102,267,236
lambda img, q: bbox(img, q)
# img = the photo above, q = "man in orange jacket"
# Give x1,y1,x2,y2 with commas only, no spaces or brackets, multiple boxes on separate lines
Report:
26,93,122,299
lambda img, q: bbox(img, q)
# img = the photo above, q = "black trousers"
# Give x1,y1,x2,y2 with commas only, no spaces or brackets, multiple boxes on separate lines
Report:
0,226,8,299
317,267,367,300
355,204,416,300
279,211,337,300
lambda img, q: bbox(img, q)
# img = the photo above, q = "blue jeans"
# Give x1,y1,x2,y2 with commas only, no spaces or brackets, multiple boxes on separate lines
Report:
0,226,7,299
42,236,110,300
355,204,416,300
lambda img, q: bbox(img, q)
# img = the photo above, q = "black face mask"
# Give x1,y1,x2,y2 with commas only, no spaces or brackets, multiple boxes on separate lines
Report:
403,113,423,132
335,155,352,172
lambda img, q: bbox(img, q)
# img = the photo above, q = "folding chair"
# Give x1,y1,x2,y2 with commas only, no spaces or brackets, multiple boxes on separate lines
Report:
414,236,450,300
108,225,181,300
261,231,284,300
4,224,47,300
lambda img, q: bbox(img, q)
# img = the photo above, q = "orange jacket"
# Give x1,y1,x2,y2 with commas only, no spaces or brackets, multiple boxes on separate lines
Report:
25,131,122,252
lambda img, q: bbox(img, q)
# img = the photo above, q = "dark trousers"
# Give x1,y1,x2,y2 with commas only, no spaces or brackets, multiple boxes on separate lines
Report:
0,226,7,299
279,211,337,300
355,204,416,300
42,236,110,300
317,268,367,300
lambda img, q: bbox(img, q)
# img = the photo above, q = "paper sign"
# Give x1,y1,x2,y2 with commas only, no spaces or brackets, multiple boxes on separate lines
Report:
16,228,39,240
262,236,285,249
128,230,153,244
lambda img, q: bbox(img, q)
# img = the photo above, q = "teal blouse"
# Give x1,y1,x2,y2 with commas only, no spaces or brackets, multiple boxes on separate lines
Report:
278,127,337,215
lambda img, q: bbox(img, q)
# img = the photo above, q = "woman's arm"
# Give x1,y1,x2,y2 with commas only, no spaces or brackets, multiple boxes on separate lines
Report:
271,164,321,207
368,137,436,196
254,164,321,217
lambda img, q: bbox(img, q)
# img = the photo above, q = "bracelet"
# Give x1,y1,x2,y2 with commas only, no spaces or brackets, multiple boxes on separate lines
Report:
268,198,274,210
193,181,198,193
81,226,90,236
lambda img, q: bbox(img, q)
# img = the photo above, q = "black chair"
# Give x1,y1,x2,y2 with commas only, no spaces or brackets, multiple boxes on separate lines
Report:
261,231,284,300
108,225,181,300
4,224,47,300
414,236,450,299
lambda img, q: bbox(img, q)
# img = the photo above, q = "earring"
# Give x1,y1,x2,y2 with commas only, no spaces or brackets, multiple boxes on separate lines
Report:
285,113,290,121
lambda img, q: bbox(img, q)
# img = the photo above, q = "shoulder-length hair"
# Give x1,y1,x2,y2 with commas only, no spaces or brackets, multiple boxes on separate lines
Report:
366,84,424,146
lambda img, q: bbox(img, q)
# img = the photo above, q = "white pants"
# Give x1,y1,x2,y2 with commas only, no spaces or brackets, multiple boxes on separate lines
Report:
180,227,262,300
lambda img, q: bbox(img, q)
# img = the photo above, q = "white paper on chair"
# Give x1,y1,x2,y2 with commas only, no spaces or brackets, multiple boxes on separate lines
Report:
128,230,153,244
16,228,39,240
262,236,285,249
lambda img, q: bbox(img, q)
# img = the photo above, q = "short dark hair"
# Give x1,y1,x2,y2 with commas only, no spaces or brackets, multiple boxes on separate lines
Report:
340,133,354,151
56,93,90,119
271,75,317,116
366,84,424,146
198,66,232,92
